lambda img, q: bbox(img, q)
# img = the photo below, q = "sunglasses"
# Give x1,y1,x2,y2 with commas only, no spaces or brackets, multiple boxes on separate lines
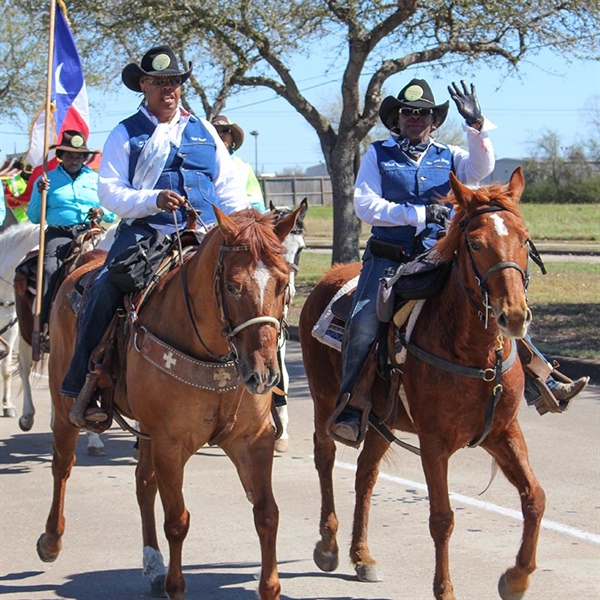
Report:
217,127,233,134
399,108,433,116
143,77,183,88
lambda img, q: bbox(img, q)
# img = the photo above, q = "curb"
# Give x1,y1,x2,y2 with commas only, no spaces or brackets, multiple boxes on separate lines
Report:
287,326,599,385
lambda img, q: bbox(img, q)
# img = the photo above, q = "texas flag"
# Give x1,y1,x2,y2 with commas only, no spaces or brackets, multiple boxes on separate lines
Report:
21,2,90,202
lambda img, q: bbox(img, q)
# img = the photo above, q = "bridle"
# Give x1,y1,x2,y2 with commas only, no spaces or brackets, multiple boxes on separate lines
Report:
454,205,546,327
213,243,284,357
176,235,286,364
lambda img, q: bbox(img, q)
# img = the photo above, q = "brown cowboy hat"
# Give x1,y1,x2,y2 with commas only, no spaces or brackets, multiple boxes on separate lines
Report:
50,130,97,155
211,115,245,151
379,78,450,130
122,45,192,93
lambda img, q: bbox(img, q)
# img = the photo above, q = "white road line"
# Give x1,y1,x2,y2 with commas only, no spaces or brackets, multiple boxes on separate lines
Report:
335,459,600,545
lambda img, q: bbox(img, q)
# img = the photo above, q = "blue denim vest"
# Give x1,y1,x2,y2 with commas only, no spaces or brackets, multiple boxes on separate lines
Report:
371,141,453,255
121,112,218,231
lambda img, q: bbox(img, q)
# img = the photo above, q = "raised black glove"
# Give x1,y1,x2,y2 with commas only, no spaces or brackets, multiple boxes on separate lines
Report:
448,80,483,126
425,204,451,226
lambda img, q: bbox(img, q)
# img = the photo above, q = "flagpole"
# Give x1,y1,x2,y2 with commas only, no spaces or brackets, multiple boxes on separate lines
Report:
32,0,57,361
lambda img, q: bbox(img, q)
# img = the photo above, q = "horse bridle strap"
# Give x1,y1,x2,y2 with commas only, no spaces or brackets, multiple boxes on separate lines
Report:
0,316,18,336
215,244,285,347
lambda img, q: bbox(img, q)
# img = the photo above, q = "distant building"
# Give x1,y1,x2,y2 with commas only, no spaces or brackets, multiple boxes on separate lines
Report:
305,162,328,177
484,158,523,185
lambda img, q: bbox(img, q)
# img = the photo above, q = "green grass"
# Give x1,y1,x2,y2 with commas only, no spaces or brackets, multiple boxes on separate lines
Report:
304,204,600,246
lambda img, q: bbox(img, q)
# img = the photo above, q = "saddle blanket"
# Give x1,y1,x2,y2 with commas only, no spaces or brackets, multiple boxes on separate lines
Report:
311,276,359,351
311,275,425,365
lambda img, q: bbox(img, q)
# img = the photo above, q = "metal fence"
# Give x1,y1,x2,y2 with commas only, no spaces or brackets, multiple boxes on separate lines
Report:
258,176,332,207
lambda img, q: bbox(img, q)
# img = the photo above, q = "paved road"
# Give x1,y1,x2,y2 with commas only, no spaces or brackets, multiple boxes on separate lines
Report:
1,342,599,599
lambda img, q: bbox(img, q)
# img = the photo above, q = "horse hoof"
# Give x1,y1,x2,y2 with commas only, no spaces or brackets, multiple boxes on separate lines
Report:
313,546,339,572
87,445,106,457
19,415,34,431
3,407,17,418
274,438,288,453
356,563,381,582
36,534,60,563
498,573,526,600
150,574,167,597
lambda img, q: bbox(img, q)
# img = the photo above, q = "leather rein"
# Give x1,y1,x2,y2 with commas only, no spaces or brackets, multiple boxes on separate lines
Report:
405,205,546,448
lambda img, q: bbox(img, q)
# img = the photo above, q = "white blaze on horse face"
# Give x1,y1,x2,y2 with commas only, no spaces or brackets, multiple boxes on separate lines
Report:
252,260,272,310
491,213,509,236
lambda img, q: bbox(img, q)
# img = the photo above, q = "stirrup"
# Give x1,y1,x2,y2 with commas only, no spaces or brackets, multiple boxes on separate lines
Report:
327,393,370,448
529,377,573,415
68,373,110,433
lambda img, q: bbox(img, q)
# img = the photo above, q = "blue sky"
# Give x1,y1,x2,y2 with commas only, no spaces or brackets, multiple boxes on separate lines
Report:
1,48,598,175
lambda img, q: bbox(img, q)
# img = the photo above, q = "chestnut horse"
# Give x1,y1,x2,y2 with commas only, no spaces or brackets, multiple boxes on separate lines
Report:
299,168,545,600
37,206,303,600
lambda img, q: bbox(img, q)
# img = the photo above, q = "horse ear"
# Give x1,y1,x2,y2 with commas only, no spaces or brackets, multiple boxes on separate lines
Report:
449,171,475,208
213,205,241,244
269,200,276,211
274,201,307,241
507,166,525,202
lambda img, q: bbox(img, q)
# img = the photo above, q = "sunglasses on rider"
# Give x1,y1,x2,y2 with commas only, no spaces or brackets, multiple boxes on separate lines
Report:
217,127,233,134
143,77,183,88
399,108,433,116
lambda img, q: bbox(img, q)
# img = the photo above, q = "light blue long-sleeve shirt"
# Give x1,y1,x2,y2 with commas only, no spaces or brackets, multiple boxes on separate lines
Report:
28,164,116,226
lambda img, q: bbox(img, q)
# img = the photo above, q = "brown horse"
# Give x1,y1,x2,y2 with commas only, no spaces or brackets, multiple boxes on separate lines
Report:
37,206,303,600
299,168,545,600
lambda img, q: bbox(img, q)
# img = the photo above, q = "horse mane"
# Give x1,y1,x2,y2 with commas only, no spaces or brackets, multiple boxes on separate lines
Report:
435,183,524,263
220,209,290,271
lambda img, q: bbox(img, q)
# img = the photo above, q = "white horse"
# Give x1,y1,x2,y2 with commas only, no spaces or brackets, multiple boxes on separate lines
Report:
0,222,39,422
0,221,116,456
270,200,307,453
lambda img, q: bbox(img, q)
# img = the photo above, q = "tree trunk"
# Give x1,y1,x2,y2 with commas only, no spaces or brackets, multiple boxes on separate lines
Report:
329,145,361,264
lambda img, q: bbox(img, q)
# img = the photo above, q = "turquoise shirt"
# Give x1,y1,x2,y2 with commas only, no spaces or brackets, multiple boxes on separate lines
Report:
28,164,116,226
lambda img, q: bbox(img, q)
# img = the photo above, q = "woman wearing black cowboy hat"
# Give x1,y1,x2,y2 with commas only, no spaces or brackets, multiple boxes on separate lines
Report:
329,78,587,447
27,130,116,348
60,45,249,425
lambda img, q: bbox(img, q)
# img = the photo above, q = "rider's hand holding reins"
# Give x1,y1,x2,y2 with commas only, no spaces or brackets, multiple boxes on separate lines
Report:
87,207,104,223
448,80,484,129
425,204,451,226
157,190,186,212
37,176,50,193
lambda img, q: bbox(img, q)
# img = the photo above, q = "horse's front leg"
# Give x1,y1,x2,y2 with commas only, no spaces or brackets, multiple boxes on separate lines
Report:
1,326,17,417
18,337,35,431
152,441,191,600
312,390,340,574
136,436,167,597
350,429,391,582
226,428,281,600
36,401,80,562
483,420,545,600
419,434,456,600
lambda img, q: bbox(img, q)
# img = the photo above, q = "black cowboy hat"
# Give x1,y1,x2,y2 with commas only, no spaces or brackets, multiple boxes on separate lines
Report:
379,78,450,130
122,45,192,93
211,115,245,151
50,130,97,155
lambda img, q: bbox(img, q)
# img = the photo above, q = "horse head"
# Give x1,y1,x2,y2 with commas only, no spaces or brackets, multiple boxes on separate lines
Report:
438,167,533,339
213,205,304,394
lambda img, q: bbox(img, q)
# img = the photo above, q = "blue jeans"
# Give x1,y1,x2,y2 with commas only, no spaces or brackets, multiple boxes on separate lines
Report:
340,244,400,396
61,221,156,397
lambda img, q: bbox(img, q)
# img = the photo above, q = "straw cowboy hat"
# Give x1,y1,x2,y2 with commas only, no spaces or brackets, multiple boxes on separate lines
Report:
50,130,97,156
379,78,450,130
211,115,245,151
121,45,192,93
